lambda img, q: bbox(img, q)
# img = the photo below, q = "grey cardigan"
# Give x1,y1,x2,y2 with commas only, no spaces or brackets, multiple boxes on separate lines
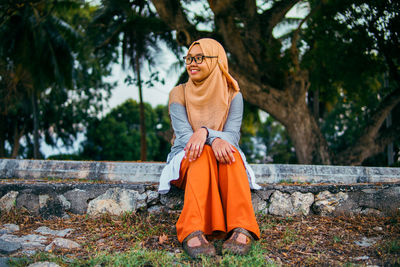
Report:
159,92,260,193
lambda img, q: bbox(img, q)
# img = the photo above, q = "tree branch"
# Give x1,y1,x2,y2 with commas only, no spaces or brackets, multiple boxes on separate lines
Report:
208,0,259,73
365,87,400,139
290,3,320,73
376,121,400,151
151,0,212,46
334,87,400,165
261,0,300,35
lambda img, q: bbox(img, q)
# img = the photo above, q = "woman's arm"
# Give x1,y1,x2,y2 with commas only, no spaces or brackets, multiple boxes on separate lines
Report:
169,103,193,145
205,92,243,147
169,103,208,161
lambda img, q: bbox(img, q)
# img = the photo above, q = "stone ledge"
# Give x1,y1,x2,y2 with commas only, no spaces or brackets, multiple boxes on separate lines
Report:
0,182,399,218
1,159,400,184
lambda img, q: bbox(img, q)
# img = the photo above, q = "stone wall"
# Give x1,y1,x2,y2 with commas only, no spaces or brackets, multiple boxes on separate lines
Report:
1,158,400,218
0,182,399,218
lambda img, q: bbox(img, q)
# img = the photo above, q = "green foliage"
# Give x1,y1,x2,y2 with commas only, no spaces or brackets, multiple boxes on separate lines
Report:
80,99,170,161
301,0,400,165
0,0,114,158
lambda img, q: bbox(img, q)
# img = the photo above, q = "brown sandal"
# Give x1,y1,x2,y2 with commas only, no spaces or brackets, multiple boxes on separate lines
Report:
182,230,216,258
222,228,254,255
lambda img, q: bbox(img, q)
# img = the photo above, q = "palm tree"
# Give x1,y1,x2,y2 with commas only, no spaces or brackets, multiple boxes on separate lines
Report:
0,0,78,158
91,0,175,161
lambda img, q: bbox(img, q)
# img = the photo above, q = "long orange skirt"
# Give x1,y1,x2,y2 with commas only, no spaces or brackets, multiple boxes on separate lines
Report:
171,145,260,243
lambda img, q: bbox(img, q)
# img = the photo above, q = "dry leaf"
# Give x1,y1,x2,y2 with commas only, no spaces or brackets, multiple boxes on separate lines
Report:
158,233,168,244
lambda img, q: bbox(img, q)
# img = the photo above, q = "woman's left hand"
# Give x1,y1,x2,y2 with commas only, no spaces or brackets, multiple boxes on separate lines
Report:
211,138,236,164
184,127,208,161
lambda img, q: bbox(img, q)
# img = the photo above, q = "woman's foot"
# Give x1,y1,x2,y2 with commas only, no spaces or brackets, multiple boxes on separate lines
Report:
222,228,254,255
182,230,216,258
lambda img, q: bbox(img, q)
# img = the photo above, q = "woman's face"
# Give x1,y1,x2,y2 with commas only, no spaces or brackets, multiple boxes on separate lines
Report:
186,44,210,83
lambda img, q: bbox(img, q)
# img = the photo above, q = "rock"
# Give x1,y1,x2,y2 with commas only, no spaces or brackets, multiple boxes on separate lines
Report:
358,186,400,215
87,188,147,216
63,189,91,214
255,190,274,201
146,191,159,205
0,239,21,254
0,257,10,267
0,234,47,250
251,192,268,214
291,192,314,216
0,191,18,212
28,261,61,267
16,193,40,215
147,205,166,214
45,238,80,251
0,224,20,234
38,196,64,219
354,237,381,247
268,191,315,216
57,195,71,211
354,255,370,261
313,191,348,216
34,226,74,237
160,191,184,210
361,208,383,216
268,191,292,216
39,195,50,209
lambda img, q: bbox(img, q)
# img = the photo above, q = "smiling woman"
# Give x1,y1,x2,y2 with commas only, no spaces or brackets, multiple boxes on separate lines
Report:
158,38,261,258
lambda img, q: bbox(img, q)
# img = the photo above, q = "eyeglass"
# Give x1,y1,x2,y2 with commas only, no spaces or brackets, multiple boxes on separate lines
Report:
183,55,218,65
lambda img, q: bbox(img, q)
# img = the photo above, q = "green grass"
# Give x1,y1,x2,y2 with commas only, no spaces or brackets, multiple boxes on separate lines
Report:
9,244,278,267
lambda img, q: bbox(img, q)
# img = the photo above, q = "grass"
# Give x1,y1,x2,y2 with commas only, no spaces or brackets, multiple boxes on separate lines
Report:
10,244,278,267
1,210,399,266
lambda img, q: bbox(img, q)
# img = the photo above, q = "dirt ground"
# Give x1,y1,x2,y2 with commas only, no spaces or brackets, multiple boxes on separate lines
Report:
1,210,399,266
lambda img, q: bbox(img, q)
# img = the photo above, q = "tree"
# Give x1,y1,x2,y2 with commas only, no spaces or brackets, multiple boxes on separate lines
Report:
151,0,400,165
80,99,170,161
0,0,114,158
90,0,176,161
0,0,79,158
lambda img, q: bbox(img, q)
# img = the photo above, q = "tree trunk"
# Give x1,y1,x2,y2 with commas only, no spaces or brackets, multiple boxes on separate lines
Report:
0,121,5,158
11,125,24,158
232,68,331,164
135,54,147,161
31,93,40,159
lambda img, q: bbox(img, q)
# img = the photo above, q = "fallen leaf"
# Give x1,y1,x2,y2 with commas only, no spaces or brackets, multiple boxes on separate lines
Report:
159,233,168,244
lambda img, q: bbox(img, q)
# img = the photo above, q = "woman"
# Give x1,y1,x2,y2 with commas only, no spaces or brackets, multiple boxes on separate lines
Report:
159,38,260,258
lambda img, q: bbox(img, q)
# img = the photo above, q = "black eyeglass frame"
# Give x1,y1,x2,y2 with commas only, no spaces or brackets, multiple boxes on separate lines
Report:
183,55,218,65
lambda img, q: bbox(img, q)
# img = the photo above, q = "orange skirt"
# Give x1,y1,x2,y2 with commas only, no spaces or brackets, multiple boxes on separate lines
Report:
171,145,260,243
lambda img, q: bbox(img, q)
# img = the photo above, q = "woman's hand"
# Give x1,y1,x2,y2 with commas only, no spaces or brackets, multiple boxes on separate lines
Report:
211,138,236,164
184,127,208,162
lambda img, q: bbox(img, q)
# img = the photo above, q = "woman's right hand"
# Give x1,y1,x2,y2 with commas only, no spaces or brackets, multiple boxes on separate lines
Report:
211,138,236,164
184,127,208,162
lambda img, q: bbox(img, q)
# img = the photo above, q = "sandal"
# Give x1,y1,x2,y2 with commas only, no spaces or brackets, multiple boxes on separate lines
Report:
182,230,216,258
222,228,254,255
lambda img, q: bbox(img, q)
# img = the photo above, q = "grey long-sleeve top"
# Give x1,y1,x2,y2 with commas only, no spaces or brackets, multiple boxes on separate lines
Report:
158,92,260,193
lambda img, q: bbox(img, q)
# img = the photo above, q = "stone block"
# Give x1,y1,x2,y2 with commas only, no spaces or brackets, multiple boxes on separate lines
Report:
312,191,349,216
0,239,21,254
0,191,18,212
87,188,147,216
45,238,80,251
291,192,314,216
268,191,292,216
16,193,39,215
63,189,90,214
251,192,268,214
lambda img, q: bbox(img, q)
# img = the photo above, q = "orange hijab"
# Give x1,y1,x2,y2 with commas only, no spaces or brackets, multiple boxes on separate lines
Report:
169,38,240,132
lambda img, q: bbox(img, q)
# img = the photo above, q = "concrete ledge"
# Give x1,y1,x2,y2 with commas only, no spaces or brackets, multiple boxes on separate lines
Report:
1,159,400,184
